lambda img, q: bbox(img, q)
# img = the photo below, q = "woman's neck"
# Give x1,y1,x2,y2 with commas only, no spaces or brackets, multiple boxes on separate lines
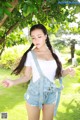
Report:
36,45,48,52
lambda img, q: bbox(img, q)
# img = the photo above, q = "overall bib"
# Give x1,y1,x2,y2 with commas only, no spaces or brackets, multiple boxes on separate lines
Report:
24,50,63,116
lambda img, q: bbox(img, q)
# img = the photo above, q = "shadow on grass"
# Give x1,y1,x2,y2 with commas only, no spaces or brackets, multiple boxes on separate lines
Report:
0,84,28,112
56,98,80,120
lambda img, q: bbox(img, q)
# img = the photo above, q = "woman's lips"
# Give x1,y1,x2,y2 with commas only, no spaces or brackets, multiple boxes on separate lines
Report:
36,43,40,46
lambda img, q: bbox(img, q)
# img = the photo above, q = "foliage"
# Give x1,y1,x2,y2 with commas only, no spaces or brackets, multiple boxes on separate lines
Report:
0,44,30,69
6,27,28,47
76,50,80,55
75,50,80,64
0,26,28,45
0,0,79,32
77,56,80,64
0,26,6,37
0,0,80,56
0,0,12,20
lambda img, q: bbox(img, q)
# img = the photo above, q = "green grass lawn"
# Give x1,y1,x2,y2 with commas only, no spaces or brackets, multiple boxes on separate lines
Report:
0,67,80,120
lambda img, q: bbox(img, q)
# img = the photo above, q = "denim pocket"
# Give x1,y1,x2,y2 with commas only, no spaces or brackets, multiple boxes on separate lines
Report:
43,77,56,93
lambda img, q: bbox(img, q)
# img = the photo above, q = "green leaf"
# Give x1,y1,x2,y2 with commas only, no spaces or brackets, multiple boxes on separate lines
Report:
24,1,32,5
4,2,12,8
18,0,23,4
74,6,80,14
4,9,11,16
0,7,3,15
23,4,28,13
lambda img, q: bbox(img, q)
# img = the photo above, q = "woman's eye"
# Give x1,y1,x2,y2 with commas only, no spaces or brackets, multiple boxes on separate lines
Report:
38,36,41,38
32,38,35,40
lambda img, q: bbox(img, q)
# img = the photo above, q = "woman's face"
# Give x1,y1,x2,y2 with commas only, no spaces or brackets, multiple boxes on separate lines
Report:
30,29,47,49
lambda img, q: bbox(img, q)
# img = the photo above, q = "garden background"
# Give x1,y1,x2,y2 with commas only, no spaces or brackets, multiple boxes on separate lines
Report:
0,0,80,120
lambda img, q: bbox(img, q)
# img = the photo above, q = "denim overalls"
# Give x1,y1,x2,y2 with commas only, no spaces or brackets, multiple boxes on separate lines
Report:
24,50,63,116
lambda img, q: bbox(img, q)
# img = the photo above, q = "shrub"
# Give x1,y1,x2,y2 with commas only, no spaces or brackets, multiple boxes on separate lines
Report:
77,56,80,64
76,50,80,56
0,44,30,69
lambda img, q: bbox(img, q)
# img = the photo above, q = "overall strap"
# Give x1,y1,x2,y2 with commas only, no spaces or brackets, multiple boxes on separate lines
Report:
31,50,44,108
54,77,63,116
31,50,44,76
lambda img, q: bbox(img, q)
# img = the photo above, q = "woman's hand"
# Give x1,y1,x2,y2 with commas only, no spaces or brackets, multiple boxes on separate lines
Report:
1,79,14,88
67,67,75,76
62,67,75,77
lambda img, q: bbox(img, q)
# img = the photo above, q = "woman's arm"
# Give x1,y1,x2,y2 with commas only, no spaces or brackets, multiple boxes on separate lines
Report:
1,66,32,87
62,67,75,77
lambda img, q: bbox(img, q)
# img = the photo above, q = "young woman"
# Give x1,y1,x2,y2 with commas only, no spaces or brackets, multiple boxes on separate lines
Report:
1,24,75,120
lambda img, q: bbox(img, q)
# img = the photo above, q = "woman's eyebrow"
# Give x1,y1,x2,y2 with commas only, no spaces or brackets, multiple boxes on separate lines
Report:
31,34,43,37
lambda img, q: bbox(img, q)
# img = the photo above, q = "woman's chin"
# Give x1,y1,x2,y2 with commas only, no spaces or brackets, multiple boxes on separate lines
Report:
36,45,41,49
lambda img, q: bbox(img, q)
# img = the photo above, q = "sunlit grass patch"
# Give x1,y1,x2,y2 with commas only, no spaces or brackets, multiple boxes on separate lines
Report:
0,67,80,120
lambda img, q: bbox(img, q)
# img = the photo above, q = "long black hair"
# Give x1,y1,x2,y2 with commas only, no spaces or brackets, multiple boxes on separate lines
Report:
12,24,62,78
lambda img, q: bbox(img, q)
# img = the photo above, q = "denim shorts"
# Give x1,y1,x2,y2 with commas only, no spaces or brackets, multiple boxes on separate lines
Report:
24,78,57,108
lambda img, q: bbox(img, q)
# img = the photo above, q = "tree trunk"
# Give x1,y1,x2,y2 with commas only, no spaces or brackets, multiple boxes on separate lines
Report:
0,42,6,56
68,40,76,63
71,43,75,59
0,0,18,27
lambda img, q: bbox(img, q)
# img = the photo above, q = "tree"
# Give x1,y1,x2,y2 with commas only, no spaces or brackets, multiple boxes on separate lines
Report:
53,33,80,62
0,0,18,27
0,0,80,55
